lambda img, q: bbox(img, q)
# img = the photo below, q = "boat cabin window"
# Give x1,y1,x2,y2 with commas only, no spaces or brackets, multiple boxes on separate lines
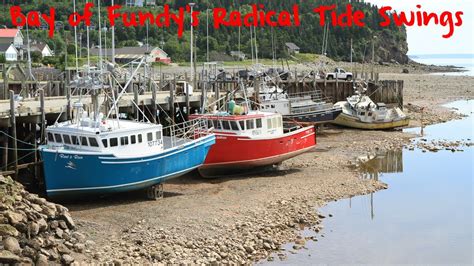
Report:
54,134,63,143
81,137,89,146
246,119,255,130
272,118,278,128
131,135,136,144
71,135,79,145
256,119,262,128
267,118,273,129
102,139,108,148
89,137,99,147
47,133,54,142
207,120,214,129
230,121,239,130
120,136,129,146
215,120,222,130
156,131,162,140
239,121,245,130
63,135,71,144
360,112,366,116
222,121,231,130
110,138,118,147
147,133,153,142
138,134,143,143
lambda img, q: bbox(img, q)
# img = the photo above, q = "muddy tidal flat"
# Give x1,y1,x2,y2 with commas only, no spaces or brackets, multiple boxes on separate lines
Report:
66,68,473,264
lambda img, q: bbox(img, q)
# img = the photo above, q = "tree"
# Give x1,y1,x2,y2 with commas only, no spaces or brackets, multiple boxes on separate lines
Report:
30,51,42,63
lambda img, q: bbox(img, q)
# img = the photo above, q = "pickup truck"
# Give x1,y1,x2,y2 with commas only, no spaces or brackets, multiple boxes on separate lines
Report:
326,68,353,80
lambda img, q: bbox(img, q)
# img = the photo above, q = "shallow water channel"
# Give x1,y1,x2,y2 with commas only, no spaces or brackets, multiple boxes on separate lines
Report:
270,100,473,265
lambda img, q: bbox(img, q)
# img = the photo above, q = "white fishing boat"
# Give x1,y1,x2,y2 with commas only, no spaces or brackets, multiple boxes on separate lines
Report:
332,94,409,130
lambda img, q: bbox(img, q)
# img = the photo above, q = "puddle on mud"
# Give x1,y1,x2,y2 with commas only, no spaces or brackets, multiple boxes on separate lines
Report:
266,100,473,265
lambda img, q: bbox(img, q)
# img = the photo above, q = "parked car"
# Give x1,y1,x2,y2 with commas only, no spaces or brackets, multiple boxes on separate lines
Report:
326,68,353,80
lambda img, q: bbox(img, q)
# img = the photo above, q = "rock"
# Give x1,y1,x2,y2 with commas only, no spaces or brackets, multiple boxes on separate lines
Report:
37,218,48,232
36,254,49,266
292,245,303,250
0,224,19,237
49,220,59,230
59,220,68,230
295,239,305,245
71,232,86,242
74,243,85,253
244,245,254,254
62,254,75,264
402,68,409,74
29,221,40,236
3,236,21,254
5,211,24,225
0,250,21,263
60,213,76,229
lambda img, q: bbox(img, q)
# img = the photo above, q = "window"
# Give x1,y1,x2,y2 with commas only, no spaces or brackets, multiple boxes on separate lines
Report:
89,137,99,147
54,134,63,143
147,132,153,141
267,118,273,129
47,133,54,142
120,136,129,146
271,105,275,109
246,119,255,130
63,135,71,144
256,119,262,128
138,134,143,143
71,135,79,145
102,139,108,148
278,117,282,128
81,137,89,146
360,112,366,116
230,121,239,131
222,121,231,130
156,131,162,140
239,120,245,130
215,120,222,130
131,135,136,144
272,117,278,128
207,120,214,128
110,138,118,147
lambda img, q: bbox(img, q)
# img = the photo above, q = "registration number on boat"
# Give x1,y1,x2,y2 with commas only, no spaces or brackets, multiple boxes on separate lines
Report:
148,140,163,147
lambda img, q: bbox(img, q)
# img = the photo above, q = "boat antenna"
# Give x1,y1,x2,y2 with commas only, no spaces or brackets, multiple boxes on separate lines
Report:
98,0,103,73
250,26,254,65
254,26,259,65
72,0,79,72
111,0,115,64
86,0,90,70
206,8,209,62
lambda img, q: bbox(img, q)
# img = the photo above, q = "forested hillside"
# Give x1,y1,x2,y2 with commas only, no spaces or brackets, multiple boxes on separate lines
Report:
0,0,409,63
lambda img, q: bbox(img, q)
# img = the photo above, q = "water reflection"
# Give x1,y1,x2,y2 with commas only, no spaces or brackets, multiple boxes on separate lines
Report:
359,150,404,181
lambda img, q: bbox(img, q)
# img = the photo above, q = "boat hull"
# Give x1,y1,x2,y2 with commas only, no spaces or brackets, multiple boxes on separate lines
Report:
332,113,410,130
284,108,343,124
199,127,316,177
39,135,215,197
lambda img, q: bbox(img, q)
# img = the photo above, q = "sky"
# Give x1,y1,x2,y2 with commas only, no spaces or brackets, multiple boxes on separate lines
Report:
365,0,474,55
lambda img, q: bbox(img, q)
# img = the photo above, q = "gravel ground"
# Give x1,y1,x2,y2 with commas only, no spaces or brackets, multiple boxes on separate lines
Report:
65,66,473,264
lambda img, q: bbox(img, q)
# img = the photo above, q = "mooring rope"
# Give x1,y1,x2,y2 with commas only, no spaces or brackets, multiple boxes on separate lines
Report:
0,131,38,147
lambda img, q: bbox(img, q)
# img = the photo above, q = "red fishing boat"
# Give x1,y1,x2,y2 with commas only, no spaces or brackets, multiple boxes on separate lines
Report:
189,107,316,177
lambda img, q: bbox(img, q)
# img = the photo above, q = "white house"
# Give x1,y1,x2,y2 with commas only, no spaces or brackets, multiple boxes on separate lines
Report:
0,43,19,61
0,29,24,48
30,42,54,58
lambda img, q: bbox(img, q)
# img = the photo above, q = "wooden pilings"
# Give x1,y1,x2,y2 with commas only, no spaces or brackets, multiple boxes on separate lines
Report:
9,90,18,179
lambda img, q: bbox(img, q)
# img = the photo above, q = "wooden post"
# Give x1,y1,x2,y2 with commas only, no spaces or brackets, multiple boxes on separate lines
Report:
133,84,139,121
39,89,46,144
170,75,176,124
9,90,18,179
185,82,190,120
215,82,220,110
151,82,158,124
66,86,71,120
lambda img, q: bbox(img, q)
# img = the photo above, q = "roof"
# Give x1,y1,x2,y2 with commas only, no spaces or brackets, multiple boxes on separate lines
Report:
0,43,16,52
90,46,167,57
285,42,300,50
0,29,20,38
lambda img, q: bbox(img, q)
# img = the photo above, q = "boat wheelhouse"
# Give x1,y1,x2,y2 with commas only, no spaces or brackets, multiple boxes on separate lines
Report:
250,83,342,124
189,110,316,177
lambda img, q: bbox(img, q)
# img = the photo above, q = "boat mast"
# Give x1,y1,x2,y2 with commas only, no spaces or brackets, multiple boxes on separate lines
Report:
111,0,115,64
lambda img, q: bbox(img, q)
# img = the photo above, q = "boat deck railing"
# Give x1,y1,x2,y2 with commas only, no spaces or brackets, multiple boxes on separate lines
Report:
287,90,333,104
164,118,213,148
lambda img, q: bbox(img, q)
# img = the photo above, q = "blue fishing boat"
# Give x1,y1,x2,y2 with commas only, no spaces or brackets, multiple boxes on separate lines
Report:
39,63,215,198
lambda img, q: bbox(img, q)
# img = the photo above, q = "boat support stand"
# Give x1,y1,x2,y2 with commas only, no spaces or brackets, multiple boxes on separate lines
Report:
146,184,164,200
